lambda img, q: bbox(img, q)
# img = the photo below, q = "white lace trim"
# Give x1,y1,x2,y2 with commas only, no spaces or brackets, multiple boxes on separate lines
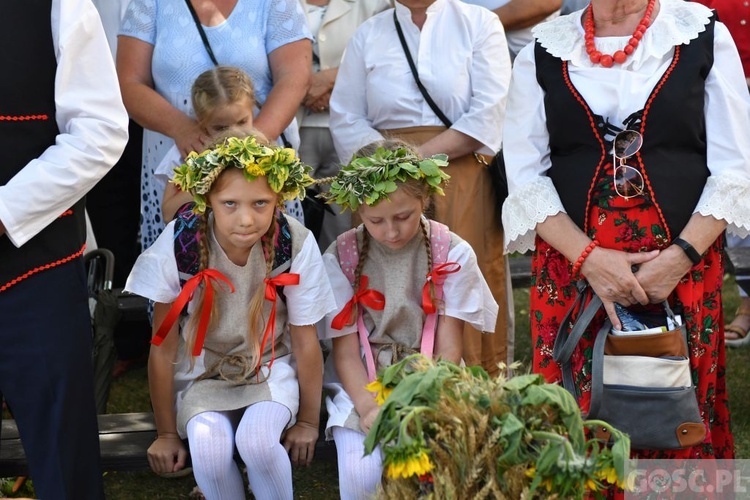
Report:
695,172,750,238
532,0,713,69
502,177,566,254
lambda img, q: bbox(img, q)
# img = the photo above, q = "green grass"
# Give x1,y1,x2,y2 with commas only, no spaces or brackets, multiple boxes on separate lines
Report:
5,275,750,498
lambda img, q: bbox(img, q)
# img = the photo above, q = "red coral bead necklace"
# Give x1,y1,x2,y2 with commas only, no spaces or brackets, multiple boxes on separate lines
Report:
584,0,656,68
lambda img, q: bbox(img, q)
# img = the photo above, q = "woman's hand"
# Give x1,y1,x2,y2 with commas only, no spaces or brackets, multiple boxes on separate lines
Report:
283,421,319,466
305,91,332,113
172,117,209,158
634,245,693,304
580,247,660,329
147,435,188,475
303,69,336,111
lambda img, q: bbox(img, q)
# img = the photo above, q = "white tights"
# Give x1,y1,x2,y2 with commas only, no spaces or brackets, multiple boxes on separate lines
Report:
332,426,383,500
186,402,293,500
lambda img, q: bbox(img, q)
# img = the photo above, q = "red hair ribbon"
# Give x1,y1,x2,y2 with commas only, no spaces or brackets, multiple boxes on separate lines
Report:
258,273,300,371
331,275,386,330
421,262,461,314
152,269,235,356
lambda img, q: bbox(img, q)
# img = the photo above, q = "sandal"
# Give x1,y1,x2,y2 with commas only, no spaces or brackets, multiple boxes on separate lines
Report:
725,302,750,348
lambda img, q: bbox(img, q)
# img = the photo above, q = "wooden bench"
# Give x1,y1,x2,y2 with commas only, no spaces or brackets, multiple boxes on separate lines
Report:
0,412,337,476
0,413,156,475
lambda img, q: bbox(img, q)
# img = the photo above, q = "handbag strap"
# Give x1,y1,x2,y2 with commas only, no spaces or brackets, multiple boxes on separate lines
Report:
393,11,452,128
587,318,611,419
184,0,219,66
552,282,601,365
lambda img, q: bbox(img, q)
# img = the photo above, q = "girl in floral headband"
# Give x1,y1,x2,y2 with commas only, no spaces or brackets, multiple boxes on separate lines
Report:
319,139,499,498
125,134,336,499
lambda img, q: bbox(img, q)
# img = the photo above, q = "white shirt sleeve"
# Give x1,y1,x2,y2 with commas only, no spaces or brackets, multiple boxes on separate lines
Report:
501,43,566,254
320,248,359,339
694,22,750,237
154,145,182,184
0,0,129,247
449,13,510,155
153,145,183,207
286,232,339,326
329,24,386,163
124,222,181,304
442,240,499,332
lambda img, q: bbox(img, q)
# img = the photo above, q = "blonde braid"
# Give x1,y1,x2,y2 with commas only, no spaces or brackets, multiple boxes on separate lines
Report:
343,229,370,327
184,213,212,369
246,218,278,372
420,218,437,308
353,229,370,292
198,214,210,272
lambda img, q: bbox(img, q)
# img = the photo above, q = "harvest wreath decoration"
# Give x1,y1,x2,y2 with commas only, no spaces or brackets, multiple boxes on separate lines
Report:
364,355,631,499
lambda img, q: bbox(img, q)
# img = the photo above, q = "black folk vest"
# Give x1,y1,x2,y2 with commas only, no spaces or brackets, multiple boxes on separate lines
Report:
535,15,716,241
0,0,86,292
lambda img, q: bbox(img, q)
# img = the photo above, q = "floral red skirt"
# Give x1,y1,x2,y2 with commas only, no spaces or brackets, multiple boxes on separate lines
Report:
530,187,734,459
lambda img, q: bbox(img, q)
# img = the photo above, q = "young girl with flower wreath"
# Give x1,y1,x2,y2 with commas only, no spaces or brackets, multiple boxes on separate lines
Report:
125,135,336,499
319,140,499,499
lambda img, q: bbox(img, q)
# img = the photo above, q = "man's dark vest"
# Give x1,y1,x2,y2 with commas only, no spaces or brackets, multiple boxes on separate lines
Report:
0,0,86,292
534,15,716,241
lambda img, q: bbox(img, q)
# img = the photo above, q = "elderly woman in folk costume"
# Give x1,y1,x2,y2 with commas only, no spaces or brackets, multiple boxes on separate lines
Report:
503,0,750,458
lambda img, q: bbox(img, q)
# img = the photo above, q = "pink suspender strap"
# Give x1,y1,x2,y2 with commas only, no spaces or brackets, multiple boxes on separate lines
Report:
336,229,378,381
335,221,460,380
420,220,453,358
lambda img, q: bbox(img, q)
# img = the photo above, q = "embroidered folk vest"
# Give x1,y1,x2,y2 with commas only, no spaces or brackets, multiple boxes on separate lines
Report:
534,15,716,241
0,0,86,292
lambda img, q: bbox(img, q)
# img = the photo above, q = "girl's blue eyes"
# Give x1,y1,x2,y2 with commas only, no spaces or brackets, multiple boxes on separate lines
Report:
222,200,268,208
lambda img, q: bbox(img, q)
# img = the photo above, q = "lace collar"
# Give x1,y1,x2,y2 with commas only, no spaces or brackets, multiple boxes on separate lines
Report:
532,0,713,68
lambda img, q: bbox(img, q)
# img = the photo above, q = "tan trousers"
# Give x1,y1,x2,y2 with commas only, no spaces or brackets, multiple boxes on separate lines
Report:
380,126,509,375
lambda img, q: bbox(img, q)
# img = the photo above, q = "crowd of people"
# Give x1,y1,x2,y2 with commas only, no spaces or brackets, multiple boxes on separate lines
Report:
1,0,749,498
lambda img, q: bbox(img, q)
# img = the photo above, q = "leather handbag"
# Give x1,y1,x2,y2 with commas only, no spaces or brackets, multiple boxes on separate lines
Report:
553,283,706,450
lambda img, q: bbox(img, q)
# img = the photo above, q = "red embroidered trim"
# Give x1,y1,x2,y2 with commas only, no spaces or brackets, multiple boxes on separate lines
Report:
0,115,49,122
561,61,609,233
638,46,681,244
59,209,73,218
0,244,86,293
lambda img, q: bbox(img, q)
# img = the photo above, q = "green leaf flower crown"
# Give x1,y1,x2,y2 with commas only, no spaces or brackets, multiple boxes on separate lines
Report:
322,146,450,212
172,135,314,213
